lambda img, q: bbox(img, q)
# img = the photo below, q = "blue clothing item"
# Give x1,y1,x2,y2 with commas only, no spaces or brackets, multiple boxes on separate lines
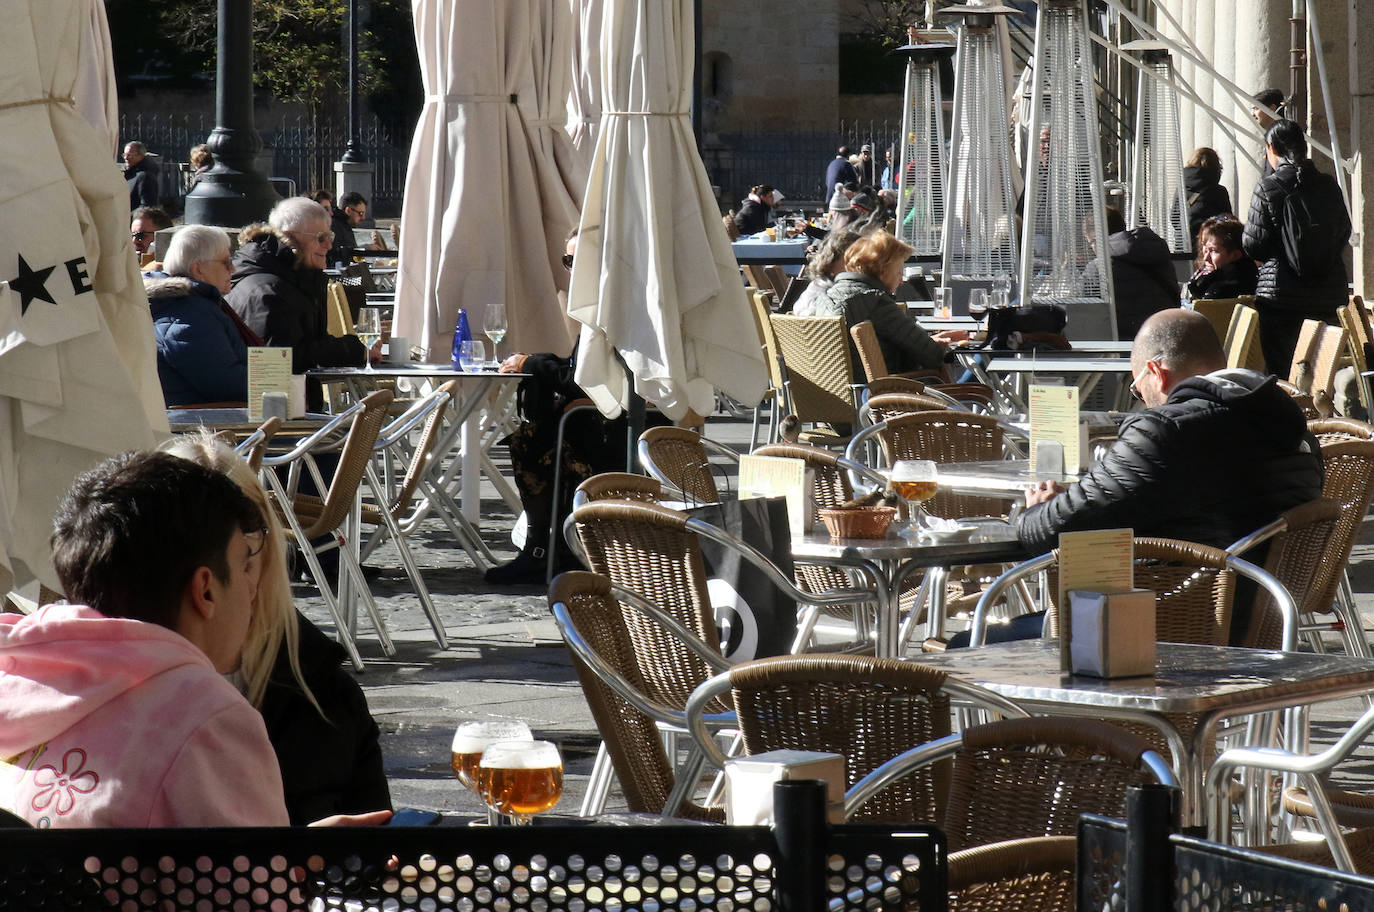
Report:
881,165,895,191
824,156,857,197
147,276,248,406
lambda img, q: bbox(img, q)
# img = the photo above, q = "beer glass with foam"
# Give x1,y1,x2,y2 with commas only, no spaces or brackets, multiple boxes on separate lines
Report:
477,739,564,825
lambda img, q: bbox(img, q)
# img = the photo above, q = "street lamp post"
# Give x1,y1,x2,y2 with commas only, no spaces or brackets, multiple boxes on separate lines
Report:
185,0,281,227
341,0,363,163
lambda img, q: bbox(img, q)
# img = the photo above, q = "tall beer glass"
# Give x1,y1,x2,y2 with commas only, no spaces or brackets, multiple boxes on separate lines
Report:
477,739,564,825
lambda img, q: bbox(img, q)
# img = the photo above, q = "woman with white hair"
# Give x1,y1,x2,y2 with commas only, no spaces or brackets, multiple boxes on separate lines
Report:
146,225,262,406
227,196,378,410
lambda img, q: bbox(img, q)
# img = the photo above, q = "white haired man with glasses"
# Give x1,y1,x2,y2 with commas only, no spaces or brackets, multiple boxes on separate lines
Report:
227,196,380,410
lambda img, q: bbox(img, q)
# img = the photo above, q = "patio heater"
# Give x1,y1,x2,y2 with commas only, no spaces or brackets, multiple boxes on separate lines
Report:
1123,41,1190,254
893,36,955,258
1017,0,1117,341
935,3,1021,306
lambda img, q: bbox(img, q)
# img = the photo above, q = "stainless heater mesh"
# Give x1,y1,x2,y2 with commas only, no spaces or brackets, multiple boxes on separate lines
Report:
1131,54,1191,253
896,59,947,256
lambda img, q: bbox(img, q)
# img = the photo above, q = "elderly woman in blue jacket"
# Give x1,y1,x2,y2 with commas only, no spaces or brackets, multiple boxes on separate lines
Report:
146,225,263,406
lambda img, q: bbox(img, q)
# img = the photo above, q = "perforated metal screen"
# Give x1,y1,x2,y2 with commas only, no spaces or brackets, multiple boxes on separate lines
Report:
942,22,1019,284
896,61,947,257
1131,56,1191,254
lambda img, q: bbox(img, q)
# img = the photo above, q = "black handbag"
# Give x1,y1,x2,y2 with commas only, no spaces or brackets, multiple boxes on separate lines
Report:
981,304,1070,351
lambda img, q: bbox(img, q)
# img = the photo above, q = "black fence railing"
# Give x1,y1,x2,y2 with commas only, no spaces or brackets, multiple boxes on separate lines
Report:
116,113,412,217
0,781,948,911
1078,785,1374,912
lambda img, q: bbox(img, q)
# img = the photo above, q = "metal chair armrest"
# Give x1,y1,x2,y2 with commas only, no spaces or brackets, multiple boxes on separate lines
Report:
1224,516,1288,557
374,389,450,450
969,551,1055,646
843,421,887,466
844,734,964,818
684,672,736,770
1226,555,1297,651
260,400,364,467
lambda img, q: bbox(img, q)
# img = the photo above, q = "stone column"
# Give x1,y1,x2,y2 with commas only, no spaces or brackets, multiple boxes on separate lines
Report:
1348,0,1373,290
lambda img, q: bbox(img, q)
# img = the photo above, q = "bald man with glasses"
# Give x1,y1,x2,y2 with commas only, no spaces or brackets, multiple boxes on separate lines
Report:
1017,309,1322,559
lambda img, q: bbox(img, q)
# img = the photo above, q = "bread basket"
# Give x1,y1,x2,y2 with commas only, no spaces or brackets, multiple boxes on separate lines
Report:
818,505,898,540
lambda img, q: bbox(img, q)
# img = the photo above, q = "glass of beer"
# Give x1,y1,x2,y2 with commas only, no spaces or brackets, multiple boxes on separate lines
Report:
451,720,532,797
477,739,564,825
890,459,939,538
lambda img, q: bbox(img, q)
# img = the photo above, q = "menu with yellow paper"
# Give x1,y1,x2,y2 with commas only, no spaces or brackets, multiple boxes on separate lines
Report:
247,347,293,420
1029,384,1082,472
1055,528,1134,673
738,454,811,537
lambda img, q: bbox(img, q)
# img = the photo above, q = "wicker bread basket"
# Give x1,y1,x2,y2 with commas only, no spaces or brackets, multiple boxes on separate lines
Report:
818,505,898,540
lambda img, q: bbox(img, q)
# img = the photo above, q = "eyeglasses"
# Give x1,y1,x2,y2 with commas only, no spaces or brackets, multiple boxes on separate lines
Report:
561,254,575,270
243,527,269,559
1128,359,1159,402
131,231,155,241
316,230,334,244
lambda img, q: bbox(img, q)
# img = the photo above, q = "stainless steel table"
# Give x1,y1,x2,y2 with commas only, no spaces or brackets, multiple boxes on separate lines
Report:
792,520,1032,658
935,459,1077,497
166,408,332,435
908,640,1374,826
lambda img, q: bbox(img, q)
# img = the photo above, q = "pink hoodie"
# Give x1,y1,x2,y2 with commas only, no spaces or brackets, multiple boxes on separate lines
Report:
0,604,288,827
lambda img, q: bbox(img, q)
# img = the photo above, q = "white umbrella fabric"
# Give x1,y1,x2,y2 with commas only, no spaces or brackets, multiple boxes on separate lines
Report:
566,0,604,162
566,0,766,422
0,0,164,592
393,0,578,361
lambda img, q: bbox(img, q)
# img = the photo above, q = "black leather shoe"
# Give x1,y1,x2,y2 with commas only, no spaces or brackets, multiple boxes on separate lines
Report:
483,549,547,586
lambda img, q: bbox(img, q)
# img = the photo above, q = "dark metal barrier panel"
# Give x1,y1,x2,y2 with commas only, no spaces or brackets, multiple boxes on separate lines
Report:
1080,790,1374,912
0,785,947,911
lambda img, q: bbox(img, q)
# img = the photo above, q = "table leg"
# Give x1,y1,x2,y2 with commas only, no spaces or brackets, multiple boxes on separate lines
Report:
461,401,481,522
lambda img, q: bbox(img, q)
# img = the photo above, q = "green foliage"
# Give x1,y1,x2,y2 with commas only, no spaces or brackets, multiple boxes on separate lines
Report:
849,0,931,50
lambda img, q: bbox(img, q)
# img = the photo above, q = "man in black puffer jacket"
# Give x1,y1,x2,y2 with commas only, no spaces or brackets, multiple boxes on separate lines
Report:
1242,119,1351,377
1018,309,1322,555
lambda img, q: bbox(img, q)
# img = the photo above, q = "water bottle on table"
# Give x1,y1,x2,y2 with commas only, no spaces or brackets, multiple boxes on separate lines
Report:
451,308,473,369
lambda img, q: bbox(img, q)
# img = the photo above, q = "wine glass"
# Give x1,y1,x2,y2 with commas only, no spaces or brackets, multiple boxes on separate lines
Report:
889,459,939,539
355,307,382,372
968,288,989,329
483,301,507,362
477,739,564,825
451,720,531,820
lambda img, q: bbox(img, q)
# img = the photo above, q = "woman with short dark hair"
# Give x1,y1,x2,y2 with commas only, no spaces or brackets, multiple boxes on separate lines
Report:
1183,147,1232,242
733,184,777,235
1187,215,1257,300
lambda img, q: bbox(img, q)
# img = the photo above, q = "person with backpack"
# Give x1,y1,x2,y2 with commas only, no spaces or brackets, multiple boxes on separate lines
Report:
1242,119,1351,377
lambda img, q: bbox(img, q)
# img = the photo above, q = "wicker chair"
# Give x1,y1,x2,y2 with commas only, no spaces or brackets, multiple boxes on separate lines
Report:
851,411,1008,521
1311,323,1351,417
1189,297,1243,344
261,390,395,671
682,653,1028,823
846,716,1171,848
749,292,788,447
548,571,726,822
1339,296,1374,415
947,836,1077,912
752,441,886,645
1223,303,1263,371
637,426,738,504
864,392,956,423
769,314,864,447
849,320,946,384
1275,379,1320,419
233,416,282,472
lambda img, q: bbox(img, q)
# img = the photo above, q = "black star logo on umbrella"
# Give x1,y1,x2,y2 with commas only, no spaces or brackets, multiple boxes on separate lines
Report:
11,254,57,316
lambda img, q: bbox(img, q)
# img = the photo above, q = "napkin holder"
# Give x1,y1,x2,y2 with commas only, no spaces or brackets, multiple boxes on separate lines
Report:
1067,588,1156,678
724,750,846,825
289,375,308,418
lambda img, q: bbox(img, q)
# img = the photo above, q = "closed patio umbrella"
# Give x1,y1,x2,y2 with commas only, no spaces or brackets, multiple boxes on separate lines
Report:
393,0,580,362
0,0,164,592
566,0,604,163
567,0,766,422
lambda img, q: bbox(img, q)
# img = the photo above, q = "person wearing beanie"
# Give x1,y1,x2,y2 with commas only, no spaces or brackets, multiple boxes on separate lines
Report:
828,183,857,232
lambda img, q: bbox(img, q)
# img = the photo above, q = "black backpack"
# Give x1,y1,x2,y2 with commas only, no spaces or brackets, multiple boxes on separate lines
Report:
1279,166,1349,279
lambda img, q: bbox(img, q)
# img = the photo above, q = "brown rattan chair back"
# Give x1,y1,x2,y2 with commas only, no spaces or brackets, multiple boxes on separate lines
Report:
1311,323,1350,416
1189,297,1241,344
242,417,281,472
942,717,1159,850
1246,498,1344,649
638,426,721,504
762,265,790,300
549,572,722,822
572,499,724,708
297,389,394,539
750,293,789,395
389,381,455,519
877,411,1005,519
1340,298,1374,414
754,441,855,596
1311,416,1374,444
769,314,860,441
947,836,1077,912
1287,319,1326,392
866,376,928,398
576,472,664,503
1223,303,1263,371
1045,538,1234,646
849,320,889,383
726,654,953,824
741,265,771,293
866,392,953,423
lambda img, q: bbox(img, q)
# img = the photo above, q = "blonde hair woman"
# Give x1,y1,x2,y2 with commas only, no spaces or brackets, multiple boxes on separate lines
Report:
812,230,966,374
160,432,391,822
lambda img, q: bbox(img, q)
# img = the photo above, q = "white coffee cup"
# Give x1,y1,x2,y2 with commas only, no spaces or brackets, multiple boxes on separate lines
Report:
386,336,410,364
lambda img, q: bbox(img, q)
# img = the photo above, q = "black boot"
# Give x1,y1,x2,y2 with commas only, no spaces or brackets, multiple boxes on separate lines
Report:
484,545,549,586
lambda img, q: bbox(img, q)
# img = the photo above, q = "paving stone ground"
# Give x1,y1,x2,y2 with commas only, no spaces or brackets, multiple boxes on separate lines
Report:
292,413,1374,822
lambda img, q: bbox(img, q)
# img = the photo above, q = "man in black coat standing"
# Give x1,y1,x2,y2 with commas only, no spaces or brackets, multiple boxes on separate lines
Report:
824,146,858,198
123,141,159,210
